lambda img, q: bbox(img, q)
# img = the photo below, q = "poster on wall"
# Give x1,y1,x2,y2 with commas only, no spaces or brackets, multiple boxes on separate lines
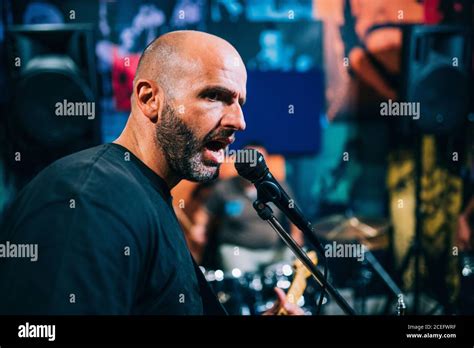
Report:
94,0,208,141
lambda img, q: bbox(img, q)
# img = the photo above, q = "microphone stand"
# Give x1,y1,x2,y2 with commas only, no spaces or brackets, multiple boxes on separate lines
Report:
253,199,357,315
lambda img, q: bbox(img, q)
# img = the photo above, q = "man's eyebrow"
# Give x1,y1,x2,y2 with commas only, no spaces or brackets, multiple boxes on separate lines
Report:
198,85,246,106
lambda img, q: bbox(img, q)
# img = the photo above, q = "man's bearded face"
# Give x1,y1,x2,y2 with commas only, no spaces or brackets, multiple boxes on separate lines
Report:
156,103,235,182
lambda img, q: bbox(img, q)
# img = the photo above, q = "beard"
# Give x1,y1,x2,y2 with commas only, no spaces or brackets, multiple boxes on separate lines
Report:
155,103,229,182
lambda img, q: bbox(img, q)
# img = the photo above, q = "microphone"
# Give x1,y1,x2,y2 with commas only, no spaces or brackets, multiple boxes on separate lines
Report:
235,149,357,315
234,149,321,252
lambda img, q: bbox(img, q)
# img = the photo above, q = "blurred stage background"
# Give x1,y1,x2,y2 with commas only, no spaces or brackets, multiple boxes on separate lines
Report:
0,0,473,315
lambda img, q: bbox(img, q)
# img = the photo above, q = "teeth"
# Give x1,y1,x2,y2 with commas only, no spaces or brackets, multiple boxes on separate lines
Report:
216,148,224,162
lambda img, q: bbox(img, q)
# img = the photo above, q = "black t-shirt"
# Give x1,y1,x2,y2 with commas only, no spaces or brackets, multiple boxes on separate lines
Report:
0,143,225,315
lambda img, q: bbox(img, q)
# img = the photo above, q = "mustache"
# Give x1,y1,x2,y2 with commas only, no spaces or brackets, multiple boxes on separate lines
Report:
202,128,235,144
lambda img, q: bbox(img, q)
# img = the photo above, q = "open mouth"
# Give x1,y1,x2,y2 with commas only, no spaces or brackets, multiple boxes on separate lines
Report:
202,138,232,164
204,139,228,152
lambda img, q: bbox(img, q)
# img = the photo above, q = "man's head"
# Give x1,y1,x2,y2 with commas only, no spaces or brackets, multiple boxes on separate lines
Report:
131,30,247,183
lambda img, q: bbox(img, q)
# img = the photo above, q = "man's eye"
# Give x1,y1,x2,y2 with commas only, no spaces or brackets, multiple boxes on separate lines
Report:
206,93,219,101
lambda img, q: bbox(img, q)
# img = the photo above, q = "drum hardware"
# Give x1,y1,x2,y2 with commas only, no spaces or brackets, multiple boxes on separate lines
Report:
312,214,390,250
204,269,253,315
313,214,404,314
396,294,407,316
459,252,474,314
204,254,328,315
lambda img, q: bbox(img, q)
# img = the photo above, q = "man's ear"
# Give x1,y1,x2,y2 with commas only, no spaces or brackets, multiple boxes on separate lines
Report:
134,78,164,123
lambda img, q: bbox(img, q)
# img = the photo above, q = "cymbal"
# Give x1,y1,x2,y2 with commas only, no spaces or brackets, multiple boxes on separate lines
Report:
312,215,391,250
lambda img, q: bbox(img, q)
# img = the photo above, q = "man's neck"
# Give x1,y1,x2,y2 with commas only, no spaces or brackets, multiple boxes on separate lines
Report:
114,119,181,189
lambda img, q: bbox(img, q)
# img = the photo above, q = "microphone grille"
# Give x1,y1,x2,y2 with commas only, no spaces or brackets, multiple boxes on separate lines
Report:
234,149,268,182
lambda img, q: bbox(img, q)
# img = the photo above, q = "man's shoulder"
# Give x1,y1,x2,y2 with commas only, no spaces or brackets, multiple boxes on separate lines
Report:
50,143,127,174
37,144,129,188
2,144,157,233
16,144,148,208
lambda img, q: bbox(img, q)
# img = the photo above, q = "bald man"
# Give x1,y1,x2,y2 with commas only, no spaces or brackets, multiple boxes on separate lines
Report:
0,31,300,315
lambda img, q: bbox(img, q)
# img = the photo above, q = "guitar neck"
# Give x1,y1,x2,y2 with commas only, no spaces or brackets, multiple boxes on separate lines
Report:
277,274,307,315
276,251,317,315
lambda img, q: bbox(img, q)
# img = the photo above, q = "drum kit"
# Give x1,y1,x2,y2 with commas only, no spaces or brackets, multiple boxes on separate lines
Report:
204,214,398,315
204,255,324,315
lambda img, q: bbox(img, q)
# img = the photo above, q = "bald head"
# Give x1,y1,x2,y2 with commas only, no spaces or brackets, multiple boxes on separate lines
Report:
134,30,245,99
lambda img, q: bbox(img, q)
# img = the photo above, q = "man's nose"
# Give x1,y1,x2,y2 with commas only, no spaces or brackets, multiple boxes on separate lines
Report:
221,104,246,131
